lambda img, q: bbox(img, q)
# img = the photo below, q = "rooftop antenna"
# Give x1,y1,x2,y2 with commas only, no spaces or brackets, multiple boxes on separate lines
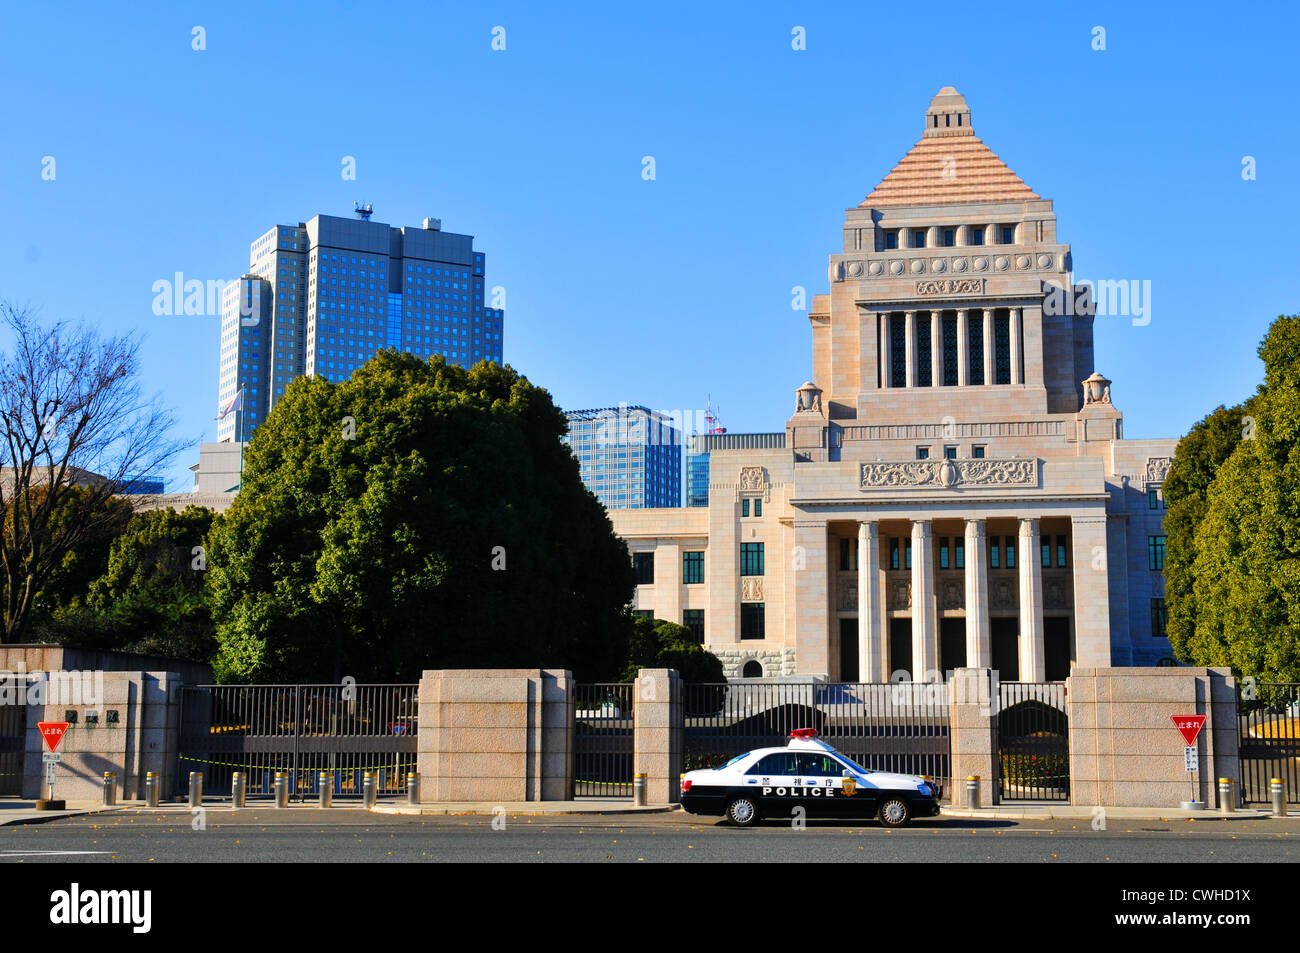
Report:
354,202,374,221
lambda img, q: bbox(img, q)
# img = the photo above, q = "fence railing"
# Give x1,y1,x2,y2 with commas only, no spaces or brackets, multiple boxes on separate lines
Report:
997,682,1069,801
573,683,633,798
1238,682,1300,804
683,682,951,796
178,684,418,799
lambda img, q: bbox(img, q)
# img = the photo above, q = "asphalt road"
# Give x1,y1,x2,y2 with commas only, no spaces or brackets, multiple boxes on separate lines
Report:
1,808,1296,863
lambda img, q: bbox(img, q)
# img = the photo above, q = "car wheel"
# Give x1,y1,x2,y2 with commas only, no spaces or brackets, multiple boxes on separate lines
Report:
726,796,760,827
877,797,911,828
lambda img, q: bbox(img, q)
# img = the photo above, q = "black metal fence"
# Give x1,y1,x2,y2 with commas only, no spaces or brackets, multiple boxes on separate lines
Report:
178,684,418,800
1238,682,1299,804
996,682,1069,801
573,683,634,798
683,682,950,796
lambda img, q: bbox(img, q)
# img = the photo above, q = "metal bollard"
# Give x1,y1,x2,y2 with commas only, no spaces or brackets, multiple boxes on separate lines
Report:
362,771,377,809
144,772,159,808
274,771,289,809
1271,778,1288,817
406,772,419,806
231,771,246,808
966,776,981,809
319,772,332,808
1218,778,1235,813
633,773,647,806
102,772,117,806
188,772,203,808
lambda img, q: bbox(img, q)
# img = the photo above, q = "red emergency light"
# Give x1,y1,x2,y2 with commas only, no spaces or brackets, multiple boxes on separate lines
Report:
790,728,819,739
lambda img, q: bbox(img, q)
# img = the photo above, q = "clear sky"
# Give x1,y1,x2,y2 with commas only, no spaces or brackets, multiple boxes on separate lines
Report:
2,1,1296,489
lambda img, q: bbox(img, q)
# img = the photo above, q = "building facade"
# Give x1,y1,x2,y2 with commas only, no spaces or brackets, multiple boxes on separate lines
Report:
218,212,504,442
564,405,682,509
686,438,709,507
611,88,1176,681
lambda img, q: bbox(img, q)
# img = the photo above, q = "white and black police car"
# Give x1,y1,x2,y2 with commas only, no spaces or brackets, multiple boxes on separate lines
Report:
680,728,942,827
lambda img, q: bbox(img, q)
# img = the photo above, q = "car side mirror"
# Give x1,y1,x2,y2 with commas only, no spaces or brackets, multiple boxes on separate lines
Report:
842,769,852,777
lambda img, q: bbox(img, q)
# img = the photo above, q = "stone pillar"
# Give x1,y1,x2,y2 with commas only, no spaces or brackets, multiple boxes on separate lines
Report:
904,310,916,388
964,519,990,667
982,308,994,387
1071,515,1112,667
857,521,884,681
1010,306,1022,385
417,669,574,802
910,520,938,679
1018,518,1046,681
633,668,683,804
949,668,998,807
793,518,831,676
930,310,943,387
986,222,999,245
956,309,969,386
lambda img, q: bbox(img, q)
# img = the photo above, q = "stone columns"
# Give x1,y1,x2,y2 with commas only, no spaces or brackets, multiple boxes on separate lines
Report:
982,308,994,387
1010,306,1022,385
930,310,943,387
793,518,831,676
1018,518,1046,682
963,519,990,667
910,520,938,679
857,520,884,682
1071,515,1112,667
904,310,916,388
633,668,684,804
956,309,969,386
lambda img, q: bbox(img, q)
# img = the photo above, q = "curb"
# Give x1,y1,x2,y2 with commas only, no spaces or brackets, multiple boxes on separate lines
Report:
0,806,122,827
370,804,683,817
940,808,1277,820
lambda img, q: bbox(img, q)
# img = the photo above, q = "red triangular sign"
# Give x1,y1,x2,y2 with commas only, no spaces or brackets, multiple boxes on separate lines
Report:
38,722,70,752
1171,714,1206,746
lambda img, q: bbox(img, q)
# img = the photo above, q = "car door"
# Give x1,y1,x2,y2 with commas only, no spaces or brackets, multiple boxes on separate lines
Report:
797,752,864,818
744,752,802,818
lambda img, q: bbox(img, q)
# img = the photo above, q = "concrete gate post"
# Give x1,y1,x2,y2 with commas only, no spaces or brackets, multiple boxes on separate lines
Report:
633,668,683,804
949,667,999,807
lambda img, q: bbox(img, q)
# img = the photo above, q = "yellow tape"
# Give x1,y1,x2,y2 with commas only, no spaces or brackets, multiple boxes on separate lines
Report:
179,754,416,773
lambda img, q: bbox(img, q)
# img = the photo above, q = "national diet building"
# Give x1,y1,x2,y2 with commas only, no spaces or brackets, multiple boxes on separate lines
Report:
610,88,1176,682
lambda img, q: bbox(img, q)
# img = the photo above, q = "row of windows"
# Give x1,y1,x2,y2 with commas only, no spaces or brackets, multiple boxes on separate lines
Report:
635,550,708,585
878,535,1071,571
916,445,986,460
741,497,762,517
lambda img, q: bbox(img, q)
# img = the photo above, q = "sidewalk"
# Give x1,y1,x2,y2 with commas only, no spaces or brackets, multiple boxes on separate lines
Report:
373,800,679,816
941,802,1280,820
0,800,120,827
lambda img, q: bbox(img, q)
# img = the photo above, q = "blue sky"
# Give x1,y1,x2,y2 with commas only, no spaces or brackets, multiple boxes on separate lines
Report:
2,1,1296,489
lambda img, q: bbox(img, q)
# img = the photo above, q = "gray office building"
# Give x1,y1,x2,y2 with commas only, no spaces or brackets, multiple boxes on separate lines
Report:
218,212,504,441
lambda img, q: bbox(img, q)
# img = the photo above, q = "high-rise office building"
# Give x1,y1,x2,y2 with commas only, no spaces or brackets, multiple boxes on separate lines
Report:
685,437,709,508
563,405,681,509
218,212,504,441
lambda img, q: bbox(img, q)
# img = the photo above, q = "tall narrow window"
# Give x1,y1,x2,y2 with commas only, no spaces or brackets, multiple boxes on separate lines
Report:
942,314,959,386
971,227,985,246
741,542,765,576
1148,536,1166,570
741,498,749,517
1005,536,1016,569
994,311,1011,385
890,538,900,571
968,318,985,385
634,552,655,584
683,551,704,584
890,314,906,387
1056,536,1069,568
1151,598,1168,639
955,537,965,569
741,603,766,640
1041,541,1052,568
885,231,898,250
940,537,950,570
839,538,852,572
990,540,1000,569
917,314,933,387
905,537,912,570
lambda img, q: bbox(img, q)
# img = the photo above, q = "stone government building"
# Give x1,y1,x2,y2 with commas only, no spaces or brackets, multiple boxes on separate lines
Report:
611,88,1176,683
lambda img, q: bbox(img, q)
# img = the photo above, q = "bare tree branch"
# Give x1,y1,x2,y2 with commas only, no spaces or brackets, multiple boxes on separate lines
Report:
0,302,188,641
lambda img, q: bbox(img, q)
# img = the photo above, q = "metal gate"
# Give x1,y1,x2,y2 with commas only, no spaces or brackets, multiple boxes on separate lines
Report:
1238,682,1299,804
178,684,418,800
573,683,633,798
997,682,1069,801
683,682,950,797
0,704,24,797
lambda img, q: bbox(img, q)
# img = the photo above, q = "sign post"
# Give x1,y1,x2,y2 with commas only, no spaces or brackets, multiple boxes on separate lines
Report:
36,721,70,808
1171,714,1207,808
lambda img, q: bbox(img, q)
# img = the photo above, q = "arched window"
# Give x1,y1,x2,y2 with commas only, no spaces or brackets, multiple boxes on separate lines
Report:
742,660,763,678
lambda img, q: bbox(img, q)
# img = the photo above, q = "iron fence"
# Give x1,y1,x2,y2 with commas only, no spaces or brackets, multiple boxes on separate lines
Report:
178,684,418,800
573,683,633,798
683,682,950,797
1238,682,1299,804
996,682,1069,801
0,704,23,797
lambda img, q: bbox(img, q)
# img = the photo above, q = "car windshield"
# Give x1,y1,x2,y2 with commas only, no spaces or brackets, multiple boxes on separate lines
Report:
829,750,876,775
723,753,750,768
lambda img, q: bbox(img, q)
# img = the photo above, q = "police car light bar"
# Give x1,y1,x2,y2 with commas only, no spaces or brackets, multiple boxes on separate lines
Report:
790,728,818,739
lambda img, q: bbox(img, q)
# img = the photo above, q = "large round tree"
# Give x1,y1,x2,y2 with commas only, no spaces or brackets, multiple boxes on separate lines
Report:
206,353,634,683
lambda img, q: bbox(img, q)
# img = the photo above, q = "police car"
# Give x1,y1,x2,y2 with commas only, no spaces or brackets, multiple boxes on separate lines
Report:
680,729,941,827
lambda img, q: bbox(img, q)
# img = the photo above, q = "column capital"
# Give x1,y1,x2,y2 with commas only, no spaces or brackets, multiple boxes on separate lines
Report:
911,518,933,538
1018,516,1041,537
964,517,987,537
857,519,879,537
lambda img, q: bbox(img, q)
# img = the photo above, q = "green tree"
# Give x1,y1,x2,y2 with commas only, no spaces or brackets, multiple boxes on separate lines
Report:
1168,314,1300,679
206,352,634,683
621,617,724,683
74,505,218,662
